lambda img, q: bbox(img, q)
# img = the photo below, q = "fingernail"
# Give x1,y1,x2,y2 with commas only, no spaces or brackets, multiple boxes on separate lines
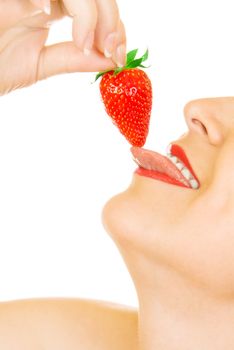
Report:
43,0,51,15
104,32,118,58
115,44,126,67
83,31,95,56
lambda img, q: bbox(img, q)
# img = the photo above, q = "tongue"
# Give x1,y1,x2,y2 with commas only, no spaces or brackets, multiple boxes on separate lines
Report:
131,147,190,187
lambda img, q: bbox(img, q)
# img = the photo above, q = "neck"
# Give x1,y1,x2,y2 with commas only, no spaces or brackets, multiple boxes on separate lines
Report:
138,287,234,350
126,255,234,350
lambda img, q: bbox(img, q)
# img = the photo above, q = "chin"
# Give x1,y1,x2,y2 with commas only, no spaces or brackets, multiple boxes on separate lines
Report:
102,189,131,242
101,173,196,245
101,176,150,245
101,175,170,242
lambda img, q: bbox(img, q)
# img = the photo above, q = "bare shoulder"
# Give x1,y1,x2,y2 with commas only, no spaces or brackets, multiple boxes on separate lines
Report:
0,298,138,350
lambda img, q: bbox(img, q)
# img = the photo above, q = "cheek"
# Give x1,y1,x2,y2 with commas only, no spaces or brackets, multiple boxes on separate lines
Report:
208,137,234,199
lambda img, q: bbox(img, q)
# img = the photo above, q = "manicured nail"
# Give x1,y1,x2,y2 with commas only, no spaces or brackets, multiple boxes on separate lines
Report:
104,32,118,58
43,0,51,15
83,31,95,56
115,44,126,67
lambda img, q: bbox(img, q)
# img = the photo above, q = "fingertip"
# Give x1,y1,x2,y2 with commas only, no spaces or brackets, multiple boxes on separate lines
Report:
115,44,126,67
71,0,98,52
43,1,51,15
110,43,126,68
103,32,118,59
29,0,51,15
83,31,95,56
104,20,126,66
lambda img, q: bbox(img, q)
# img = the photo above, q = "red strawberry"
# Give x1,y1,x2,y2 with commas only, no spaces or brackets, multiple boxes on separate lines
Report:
96,49,152,147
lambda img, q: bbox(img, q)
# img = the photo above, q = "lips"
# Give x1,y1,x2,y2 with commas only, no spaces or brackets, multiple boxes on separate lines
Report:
131,144,200,189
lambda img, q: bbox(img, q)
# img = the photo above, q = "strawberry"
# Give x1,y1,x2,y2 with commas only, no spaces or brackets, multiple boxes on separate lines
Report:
96,49,152,147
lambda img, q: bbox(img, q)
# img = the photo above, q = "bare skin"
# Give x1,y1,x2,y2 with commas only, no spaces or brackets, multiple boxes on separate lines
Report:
0,298,138,350
4,2,234,350
0,2,134,350
2,98,234,350
103,97,234,349
0,0,126,94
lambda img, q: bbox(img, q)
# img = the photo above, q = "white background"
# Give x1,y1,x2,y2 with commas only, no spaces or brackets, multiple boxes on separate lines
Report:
0,0,234,307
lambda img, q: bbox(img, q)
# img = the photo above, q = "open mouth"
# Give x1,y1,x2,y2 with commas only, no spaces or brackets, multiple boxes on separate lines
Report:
130,144,200,190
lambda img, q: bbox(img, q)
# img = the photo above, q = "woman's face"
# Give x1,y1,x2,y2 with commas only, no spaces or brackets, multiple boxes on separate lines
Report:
103,97,234,298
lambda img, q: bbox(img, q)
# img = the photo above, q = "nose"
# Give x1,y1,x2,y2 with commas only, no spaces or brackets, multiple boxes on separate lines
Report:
183,98,225,146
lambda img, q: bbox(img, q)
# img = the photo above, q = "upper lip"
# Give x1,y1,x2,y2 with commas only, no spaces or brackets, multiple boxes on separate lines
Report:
130,143,200,189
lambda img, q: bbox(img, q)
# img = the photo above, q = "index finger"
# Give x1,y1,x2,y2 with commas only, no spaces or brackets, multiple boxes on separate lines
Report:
62,0,98,54
95,0,126,67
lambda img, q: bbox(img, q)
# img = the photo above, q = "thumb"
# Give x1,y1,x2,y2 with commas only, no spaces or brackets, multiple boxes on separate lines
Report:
37,42,115,80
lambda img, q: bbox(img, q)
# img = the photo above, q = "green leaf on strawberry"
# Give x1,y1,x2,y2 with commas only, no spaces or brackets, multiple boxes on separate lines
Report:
126,48,138,63
95,48,149,81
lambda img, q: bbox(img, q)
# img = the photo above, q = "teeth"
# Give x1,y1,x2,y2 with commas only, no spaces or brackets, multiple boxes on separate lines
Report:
175,162,184,170
189,179,199,189
167,154,182,166
166,152,200,190
167,154,178,163
133,149,200,190
170,156,178,164
181,167,192,180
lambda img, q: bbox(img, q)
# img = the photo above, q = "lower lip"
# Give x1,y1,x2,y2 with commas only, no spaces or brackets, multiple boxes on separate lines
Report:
135,167,190,188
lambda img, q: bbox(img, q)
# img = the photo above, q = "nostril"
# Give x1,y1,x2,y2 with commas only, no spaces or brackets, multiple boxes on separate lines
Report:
191,118,208,135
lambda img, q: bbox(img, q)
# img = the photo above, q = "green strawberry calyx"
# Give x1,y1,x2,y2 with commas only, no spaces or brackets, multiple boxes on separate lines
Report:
95,48,149,82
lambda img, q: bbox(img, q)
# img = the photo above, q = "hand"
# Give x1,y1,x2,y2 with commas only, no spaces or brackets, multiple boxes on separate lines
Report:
0,0,126,95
